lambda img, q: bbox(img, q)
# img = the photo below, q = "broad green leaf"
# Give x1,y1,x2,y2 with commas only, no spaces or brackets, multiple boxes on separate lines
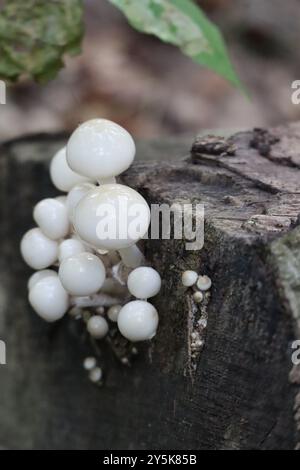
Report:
0,0,84,82
108,0,243,90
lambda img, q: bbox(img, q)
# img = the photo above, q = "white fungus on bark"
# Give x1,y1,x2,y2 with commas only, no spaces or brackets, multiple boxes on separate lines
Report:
181,270,198,287
193,291,204,304
197,275,212,291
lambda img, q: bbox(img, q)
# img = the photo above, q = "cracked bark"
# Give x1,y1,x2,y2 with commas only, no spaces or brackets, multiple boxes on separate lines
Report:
1,123,300,449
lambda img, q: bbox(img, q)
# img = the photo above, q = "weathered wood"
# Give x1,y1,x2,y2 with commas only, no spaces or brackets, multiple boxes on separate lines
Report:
0,124,300,450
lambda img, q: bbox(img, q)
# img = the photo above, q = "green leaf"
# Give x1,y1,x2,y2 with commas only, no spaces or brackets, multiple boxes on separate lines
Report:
0,0,84,82
108,0,243,90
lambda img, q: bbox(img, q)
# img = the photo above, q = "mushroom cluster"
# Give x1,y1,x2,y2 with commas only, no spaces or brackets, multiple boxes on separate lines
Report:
181,270,212,303
20,119,161,382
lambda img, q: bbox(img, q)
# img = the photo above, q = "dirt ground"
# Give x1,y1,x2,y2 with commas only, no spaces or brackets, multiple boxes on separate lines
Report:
1,0,300,140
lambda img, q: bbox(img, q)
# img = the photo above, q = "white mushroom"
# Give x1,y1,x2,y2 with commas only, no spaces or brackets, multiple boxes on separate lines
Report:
55,195,67,205
66,119,136,184
58,238,86,263
50,146,92,192
83,357,97,371
66,182,96,223
59,252,106,296
28,276,69,322
181,270,198,287
193,291,204,304
127,267,161,299
87,315,109,339
117,300,159,342
197,275,212,291
118,245,145,269
89,367,103,383
27,269,57,290
22,118,163,347
33,198,70,240
107,304,122,322
73,184,150,267
20,228,58,270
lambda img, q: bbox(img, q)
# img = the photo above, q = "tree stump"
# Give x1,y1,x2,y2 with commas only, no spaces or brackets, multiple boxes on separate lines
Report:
1,124,300,450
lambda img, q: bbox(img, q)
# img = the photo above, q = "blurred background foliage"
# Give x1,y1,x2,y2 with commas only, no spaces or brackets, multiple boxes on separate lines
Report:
0,0,241,88
0,0,83,81
0,0,299,140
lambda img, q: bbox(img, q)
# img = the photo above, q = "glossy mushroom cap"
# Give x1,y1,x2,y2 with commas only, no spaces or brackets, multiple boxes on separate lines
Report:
66,119,136,181
127,267,161,299
21,228,58,270
117,300,159,342
59,252,106,296
33,198,70,240
50,147,92,192
28,275,69,322
73,184,150,250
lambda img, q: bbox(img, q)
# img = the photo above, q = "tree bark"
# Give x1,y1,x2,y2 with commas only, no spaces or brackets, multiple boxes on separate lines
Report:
0,124,300,450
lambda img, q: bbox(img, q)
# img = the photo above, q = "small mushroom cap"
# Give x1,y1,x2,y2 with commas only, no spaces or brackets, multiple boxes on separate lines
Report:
28,269,57,290
87,315,109,339
83,357,97,371
28,276,69,322
118,300,159,342
181,270,198,287
56,195,67,205
193,291,204,303
197,275,212,291
66,182,96,223
58,238,86,263
107,304,122,322
33,198,70,240
66,119,136,180
20,228,58,270
50,147,92,192
59,252,106,296
89,367,103,383
73,184,150,250
127,267,161,299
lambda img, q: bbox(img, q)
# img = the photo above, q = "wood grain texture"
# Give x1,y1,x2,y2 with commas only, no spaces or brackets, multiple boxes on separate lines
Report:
0,125,300,450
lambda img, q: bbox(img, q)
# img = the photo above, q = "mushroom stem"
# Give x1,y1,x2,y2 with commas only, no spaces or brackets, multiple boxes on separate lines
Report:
118,245,145,268
71,293,123,308
98,177,116,185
